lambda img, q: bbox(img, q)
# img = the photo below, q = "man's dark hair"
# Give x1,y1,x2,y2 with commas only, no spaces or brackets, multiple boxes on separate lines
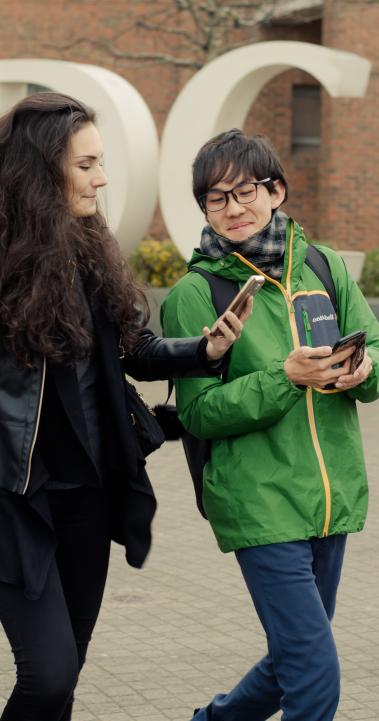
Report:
192,129,288,212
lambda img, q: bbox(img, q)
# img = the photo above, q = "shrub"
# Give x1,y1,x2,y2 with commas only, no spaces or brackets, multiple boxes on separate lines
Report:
128,237,188,288
359,250,379,297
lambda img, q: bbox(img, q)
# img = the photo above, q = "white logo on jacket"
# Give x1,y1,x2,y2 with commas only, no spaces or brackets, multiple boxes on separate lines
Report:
312,314,336,323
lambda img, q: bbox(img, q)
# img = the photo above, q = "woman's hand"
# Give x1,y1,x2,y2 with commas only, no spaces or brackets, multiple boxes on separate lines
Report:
204,296,253,361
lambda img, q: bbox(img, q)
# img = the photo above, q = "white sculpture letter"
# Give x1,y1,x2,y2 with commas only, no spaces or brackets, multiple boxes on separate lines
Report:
160,41,371,258
0,59,159,253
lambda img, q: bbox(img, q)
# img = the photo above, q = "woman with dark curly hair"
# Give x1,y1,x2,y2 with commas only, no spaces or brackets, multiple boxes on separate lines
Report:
0,93,250,721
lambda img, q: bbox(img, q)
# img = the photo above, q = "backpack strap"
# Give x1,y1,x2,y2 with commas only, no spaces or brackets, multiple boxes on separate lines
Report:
190,266,239,316
193,253,337,315
191,267,240,385
164,268,238,405
305,245,337,313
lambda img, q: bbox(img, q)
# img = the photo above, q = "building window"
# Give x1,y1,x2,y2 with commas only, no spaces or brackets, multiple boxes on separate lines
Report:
292,84,321,149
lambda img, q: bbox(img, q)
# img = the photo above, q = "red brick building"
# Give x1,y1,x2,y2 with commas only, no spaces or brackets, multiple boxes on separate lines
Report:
0,0,377,249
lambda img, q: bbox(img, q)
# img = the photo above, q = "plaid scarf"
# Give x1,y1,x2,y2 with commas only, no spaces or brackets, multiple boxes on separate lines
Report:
199,210,288,279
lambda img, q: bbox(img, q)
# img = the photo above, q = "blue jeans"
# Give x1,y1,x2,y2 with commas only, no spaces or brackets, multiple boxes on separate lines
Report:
193,535,347,721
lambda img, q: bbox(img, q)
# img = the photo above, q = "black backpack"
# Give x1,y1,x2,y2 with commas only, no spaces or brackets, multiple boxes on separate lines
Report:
167,246,337,519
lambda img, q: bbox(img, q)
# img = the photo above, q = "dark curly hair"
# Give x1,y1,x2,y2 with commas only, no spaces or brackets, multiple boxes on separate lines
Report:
0,92,149,366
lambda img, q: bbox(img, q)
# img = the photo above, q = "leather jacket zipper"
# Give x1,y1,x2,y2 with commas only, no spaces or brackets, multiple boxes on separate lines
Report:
22,357,46,495
232,223,332,536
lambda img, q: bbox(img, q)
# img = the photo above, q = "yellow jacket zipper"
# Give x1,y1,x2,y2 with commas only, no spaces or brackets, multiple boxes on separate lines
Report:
305,388,332,535
232,223,299,347
22,357,46,495
233,221,332,536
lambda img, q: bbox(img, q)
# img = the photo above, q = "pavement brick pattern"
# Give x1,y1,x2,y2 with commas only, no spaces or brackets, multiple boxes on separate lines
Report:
0,382,377,721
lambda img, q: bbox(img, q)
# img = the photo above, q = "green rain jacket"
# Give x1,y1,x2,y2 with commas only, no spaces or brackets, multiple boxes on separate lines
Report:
161,220,379,553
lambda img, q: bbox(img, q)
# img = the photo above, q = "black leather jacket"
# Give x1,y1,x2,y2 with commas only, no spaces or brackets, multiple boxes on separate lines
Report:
0,324,215,496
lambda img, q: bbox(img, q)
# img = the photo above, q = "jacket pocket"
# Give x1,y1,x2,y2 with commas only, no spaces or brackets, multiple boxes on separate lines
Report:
293,293,340,348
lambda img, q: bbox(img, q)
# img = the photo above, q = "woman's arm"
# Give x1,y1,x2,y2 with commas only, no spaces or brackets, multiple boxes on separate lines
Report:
124,330,214,381
123,302,251,381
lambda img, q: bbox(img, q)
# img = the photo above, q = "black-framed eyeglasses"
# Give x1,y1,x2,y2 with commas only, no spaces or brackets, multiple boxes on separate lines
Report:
200,178,271,212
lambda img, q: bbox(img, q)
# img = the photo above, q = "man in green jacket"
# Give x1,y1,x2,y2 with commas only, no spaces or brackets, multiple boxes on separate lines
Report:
162,129,379,721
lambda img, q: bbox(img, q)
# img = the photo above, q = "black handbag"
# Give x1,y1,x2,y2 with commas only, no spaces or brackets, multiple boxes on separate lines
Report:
152,402,184,440
125,381,165,457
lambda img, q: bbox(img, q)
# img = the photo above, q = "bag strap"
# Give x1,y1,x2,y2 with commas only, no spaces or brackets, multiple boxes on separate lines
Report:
166,378,175,404
190,266,240,316
193,253,337,314
305,245,337,313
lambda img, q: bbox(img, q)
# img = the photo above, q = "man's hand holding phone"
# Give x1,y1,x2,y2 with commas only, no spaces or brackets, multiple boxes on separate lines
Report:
331,331,366,373
331,330,372,388
335,349,372,389
284,329,371,389
284,345,355,388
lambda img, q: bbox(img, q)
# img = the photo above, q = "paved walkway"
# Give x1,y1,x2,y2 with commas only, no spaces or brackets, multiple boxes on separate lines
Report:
0,385,378,721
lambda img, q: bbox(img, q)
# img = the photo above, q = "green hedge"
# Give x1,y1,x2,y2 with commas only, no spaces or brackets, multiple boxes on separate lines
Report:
359,250,379,298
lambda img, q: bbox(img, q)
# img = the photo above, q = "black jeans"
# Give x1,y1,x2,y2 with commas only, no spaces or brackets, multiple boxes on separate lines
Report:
0,487,111,721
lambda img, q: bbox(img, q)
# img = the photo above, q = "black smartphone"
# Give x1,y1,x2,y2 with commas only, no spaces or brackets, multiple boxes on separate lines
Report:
210,275,264,337
332,330,367,373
